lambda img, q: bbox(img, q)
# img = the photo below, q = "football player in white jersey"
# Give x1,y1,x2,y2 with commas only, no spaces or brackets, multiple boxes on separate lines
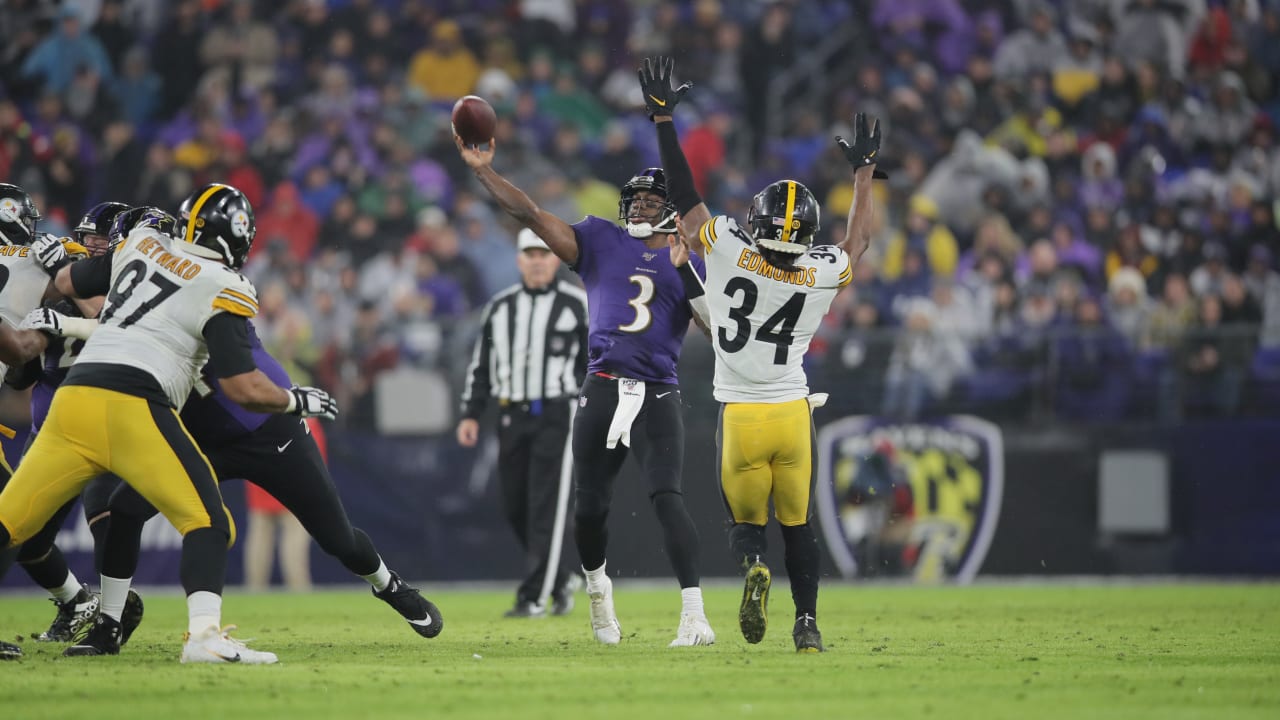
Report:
0,184,89,386
640,57,883,652
0,183,337,664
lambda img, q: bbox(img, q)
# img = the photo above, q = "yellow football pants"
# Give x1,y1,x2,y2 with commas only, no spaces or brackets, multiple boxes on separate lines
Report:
0,385,233,547
718,399,815,526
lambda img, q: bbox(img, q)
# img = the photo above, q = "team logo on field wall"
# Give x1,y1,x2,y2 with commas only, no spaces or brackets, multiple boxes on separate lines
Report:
814,415,1003,584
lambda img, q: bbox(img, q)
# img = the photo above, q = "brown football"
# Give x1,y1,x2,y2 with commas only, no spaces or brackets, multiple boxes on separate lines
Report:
452,95,497,147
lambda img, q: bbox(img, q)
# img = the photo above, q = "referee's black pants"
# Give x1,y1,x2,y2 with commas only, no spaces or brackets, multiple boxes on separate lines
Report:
497,398,576,604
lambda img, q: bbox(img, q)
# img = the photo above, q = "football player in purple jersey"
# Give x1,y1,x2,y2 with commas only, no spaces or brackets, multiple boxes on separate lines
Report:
457,131,715,646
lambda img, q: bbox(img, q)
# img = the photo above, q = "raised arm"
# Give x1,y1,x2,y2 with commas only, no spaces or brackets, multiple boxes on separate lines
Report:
835,113,886,265
640,57,711,251
456,136,580,265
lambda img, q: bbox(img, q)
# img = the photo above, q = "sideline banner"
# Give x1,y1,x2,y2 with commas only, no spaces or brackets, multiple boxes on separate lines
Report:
814,415,1003,583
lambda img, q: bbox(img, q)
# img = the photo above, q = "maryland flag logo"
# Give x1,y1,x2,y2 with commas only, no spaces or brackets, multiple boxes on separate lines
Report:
814,416,1004,584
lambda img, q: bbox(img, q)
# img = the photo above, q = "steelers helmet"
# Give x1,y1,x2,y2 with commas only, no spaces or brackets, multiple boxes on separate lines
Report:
618,167,678,237
747,179,821,254
0,183,41,246
176,183,256,268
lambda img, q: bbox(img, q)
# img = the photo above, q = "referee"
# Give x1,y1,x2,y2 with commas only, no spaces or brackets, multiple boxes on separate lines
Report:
457,228,589,618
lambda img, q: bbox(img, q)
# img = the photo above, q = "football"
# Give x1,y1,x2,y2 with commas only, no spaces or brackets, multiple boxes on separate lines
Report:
452,95,497,147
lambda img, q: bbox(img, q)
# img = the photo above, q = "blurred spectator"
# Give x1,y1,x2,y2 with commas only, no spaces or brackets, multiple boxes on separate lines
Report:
993,2,1065,80
151,0,204,118
256,182,320,261
92,0,132,73
882,195,958,281
21,6,113,95
407,20,480,101
881,299,972,420
1106,267,1151,347
1179,294,1249,417
1054,294,1131,421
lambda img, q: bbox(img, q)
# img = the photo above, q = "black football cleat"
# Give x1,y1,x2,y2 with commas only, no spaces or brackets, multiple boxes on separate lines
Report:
792,614,826,653
120,589,145,646
739,560,771,644
64,614,122,657
374,572,443,638
35,585,100,642
0,640,21,660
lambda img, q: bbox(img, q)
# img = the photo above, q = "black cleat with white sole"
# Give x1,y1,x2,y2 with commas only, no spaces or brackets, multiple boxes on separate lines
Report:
35,585,99,642
374,572,443,638
1,640,21,660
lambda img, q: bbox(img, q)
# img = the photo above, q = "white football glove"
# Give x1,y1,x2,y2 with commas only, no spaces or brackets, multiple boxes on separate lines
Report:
31,233,71,276
285,385,338,420
21,307,66,336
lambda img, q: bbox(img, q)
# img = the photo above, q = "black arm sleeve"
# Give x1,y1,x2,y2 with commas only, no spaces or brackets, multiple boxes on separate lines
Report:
656,121,703,215
68,254,114,298
202,313,257,379
676,261,705,299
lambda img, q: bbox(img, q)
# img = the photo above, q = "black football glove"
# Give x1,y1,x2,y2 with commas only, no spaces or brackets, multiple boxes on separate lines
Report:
836,113,888,179
286,385,339,420
638,56,691,120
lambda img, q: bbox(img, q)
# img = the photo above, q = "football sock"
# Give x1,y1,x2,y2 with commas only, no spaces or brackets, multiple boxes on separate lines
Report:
187,591,222,635
584,560,608,592
781,523,820,619
50,571,83,604
574,511,608,573
362,559,393,592
100,575,132,622
680,587,705,617
729,523,768,568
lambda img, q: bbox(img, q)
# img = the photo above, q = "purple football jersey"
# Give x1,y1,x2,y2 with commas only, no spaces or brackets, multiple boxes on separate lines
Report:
571,216,704,384
180,321,293,443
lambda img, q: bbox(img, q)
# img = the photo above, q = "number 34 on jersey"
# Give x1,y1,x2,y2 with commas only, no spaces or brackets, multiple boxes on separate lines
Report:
698,215,851,404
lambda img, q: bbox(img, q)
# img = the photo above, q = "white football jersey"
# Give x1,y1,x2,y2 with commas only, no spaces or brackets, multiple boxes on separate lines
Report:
697,215,852,403
75,227,259,407
0,242,57,377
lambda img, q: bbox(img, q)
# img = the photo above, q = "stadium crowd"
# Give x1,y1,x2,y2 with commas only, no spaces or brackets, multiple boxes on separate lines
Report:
2,0,1279,426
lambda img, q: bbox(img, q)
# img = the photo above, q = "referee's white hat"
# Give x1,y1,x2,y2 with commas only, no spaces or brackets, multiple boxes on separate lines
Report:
517,228,551,252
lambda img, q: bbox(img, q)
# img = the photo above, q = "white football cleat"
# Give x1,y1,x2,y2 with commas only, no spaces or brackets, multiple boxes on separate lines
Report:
180,626,278,665
668,613,716,647
587,575,622,645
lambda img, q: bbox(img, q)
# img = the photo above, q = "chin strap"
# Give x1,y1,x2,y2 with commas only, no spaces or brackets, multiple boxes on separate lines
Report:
625,211,679,238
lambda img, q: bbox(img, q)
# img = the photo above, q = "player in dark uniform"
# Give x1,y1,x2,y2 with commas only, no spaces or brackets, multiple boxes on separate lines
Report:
456,133,715,646
35,310,445,654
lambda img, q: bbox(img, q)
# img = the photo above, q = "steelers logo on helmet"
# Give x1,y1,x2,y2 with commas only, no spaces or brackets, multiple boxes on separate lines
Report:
0,197,20,224
230,210,251,239
0,183,41,245
178,183,257,269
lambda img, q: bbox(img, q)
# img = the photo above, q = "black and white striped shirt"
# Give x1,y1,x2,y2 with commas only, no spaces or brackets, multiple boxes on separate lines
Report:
460,280,589,419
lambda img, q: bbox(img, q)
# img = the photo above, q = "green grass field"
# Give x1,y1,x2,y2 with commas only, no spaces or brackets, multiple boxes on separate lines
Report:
1,582,1278,719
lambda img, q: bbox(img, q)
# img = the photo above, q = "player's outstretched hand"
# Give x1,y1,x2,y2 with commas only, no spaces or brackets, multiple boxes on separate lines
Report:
455,134,495,170
638,56,691,120
835,113,888,179
287,385,339,420
31,233,71,277
668,233,689,267
20,307,66,336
